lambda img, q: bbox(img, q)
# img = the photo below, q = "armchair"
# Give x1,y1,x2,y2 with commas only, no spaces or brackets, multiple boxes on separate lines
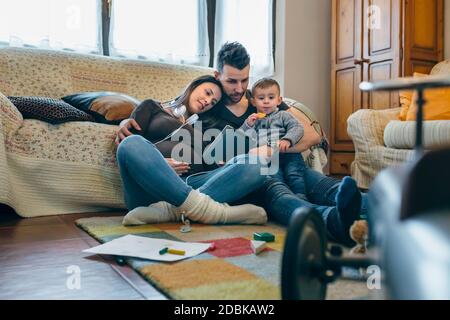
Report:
348,59,450,189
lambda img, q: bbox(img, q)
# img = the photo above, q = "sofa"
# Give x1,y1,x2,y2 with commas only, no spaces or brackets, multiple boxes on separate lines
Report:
348,59,450,189
0,47,327,218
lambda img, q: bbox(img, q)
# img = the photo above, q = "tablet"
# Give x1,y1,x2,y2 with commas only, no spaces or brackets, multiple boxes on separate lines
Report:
203,125,258,164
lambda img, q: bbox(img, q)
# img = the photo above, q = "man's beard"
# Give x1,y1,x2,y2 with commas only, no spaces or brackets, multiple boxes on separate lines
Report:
225,92,245,104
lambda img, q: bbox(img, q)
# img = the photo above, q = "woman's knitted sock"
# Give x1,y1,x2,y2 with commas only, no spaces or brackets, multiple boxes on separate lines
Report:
180,189,267,225
122,202,180,225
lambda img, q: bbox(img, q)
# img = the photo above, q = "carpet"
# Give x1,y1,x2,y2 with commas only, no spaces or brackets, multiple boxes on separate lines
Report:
76,216,370,300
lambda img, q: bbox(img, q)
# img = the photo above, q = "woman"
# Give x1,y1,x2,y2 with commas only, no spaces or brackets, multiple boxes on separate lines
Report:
117,75,268,226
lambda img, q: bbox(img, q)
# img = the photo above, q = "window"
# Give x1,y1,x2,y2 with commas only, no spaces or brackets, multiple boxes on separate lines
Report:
109,0,274,73
214,0,274,78
109,0,209,66
0,0,275,76
0,0,101,53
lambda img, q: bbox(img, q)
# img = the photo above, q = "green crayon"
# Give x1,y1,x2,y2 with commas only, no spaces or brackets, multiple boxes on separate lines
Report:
159,247,169,255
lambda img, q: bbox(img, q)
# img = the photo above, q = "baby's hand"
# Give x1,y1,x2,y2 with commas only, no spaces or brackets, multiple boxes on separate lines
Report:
246,113,259,127
278,139,291,152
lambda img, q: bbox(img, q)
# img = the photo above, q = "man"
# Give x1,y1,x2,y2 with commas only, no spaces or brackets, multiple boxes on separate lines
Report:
116,42,365,246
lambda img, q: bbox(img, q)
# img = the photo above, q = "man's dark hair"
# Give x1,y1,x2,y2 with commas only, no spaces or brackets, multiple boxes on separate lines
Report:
216,42,250,72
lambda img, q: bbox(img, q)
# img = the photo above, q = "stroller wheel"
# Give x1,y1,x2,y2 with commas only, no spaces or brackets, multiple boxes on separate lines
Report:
281,207,327,300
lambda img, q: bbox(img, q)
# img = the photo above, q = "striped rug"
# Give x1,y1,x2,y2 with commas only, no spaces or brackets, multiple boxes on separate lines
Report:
76,216,370,300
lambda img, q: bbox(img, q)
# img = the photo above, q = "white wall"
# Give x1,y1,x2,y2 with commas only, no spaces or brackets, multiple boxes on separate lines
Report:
275,0,331,138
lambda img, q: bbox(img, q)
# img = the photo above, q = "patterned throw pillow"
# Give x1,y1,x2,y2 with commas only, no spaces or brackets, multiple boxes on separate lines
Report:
8,96,95,124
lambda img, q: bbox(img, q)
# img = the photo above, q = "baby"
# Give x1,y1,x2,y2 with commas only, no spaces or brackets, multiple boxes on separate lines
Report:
240,78,307,197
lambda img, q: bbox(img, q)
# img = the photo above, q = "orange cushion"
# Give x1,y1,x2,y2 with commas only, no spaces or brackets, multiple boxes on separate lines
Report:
90,95,137,121
406,78,450,121
398,72,427,120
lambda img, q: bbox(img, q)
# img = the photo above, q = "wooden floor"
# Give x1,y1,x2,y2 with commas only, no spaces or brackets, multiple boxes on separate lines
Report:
0,204,166,300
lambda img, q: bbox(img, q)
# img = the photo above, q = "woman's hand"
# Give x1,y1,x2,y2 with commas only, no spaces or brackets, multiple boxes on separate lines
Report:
115,119,142,145
165,158,190,176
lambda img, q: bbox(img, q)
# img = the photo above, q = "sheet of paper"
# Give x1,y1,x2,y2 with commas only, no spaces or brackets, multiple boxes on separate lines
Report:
83,235,211,262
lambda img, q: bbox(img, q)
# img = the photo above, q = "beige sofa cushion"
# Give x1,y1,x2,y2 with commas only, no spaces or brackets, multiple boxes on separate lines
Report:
430,59,450,75
384,120,450,149
0,47,211,101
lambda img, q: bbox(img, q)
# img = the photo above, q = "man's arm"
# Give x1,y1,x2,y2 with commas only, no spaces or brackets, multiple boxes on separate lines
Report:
280,112,304,147
286,107,322,152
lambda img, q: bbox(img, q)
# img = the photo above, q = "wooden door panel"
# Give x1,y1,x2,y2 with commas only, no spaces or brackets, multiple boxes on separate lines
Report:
336,0,358,62
369,0,393,54
412,0,437,50
367,61,399,109
365,0,400,60
362,0,400,109
403,0,444,76
333,67,361,148
409,60,436,75
331,0,362,152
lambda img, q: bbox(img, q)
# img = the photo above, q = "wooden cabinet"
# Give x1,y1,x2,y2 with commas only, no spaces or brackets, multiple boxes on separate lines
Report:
330,152,356,175
403,0,445,75
330,0,443,175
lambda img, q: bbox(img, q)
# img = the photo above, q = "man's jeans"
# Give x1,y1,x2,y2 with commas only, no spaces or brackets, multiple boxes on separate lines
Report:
116,135,267,210
263,168,334,226
269,161,368,218
262,164,368,245
303,168,368,219
280,153,307,200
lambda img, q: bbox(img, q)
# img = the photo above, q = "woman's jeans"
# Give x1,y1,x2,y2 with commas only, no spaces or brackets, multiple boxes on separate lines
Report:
116,135,267,210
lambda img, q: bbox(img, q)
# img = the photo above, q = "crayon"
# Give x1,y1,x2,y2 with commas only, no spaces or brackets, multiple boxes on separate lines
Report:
167,248,185,256
159,247,169,255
